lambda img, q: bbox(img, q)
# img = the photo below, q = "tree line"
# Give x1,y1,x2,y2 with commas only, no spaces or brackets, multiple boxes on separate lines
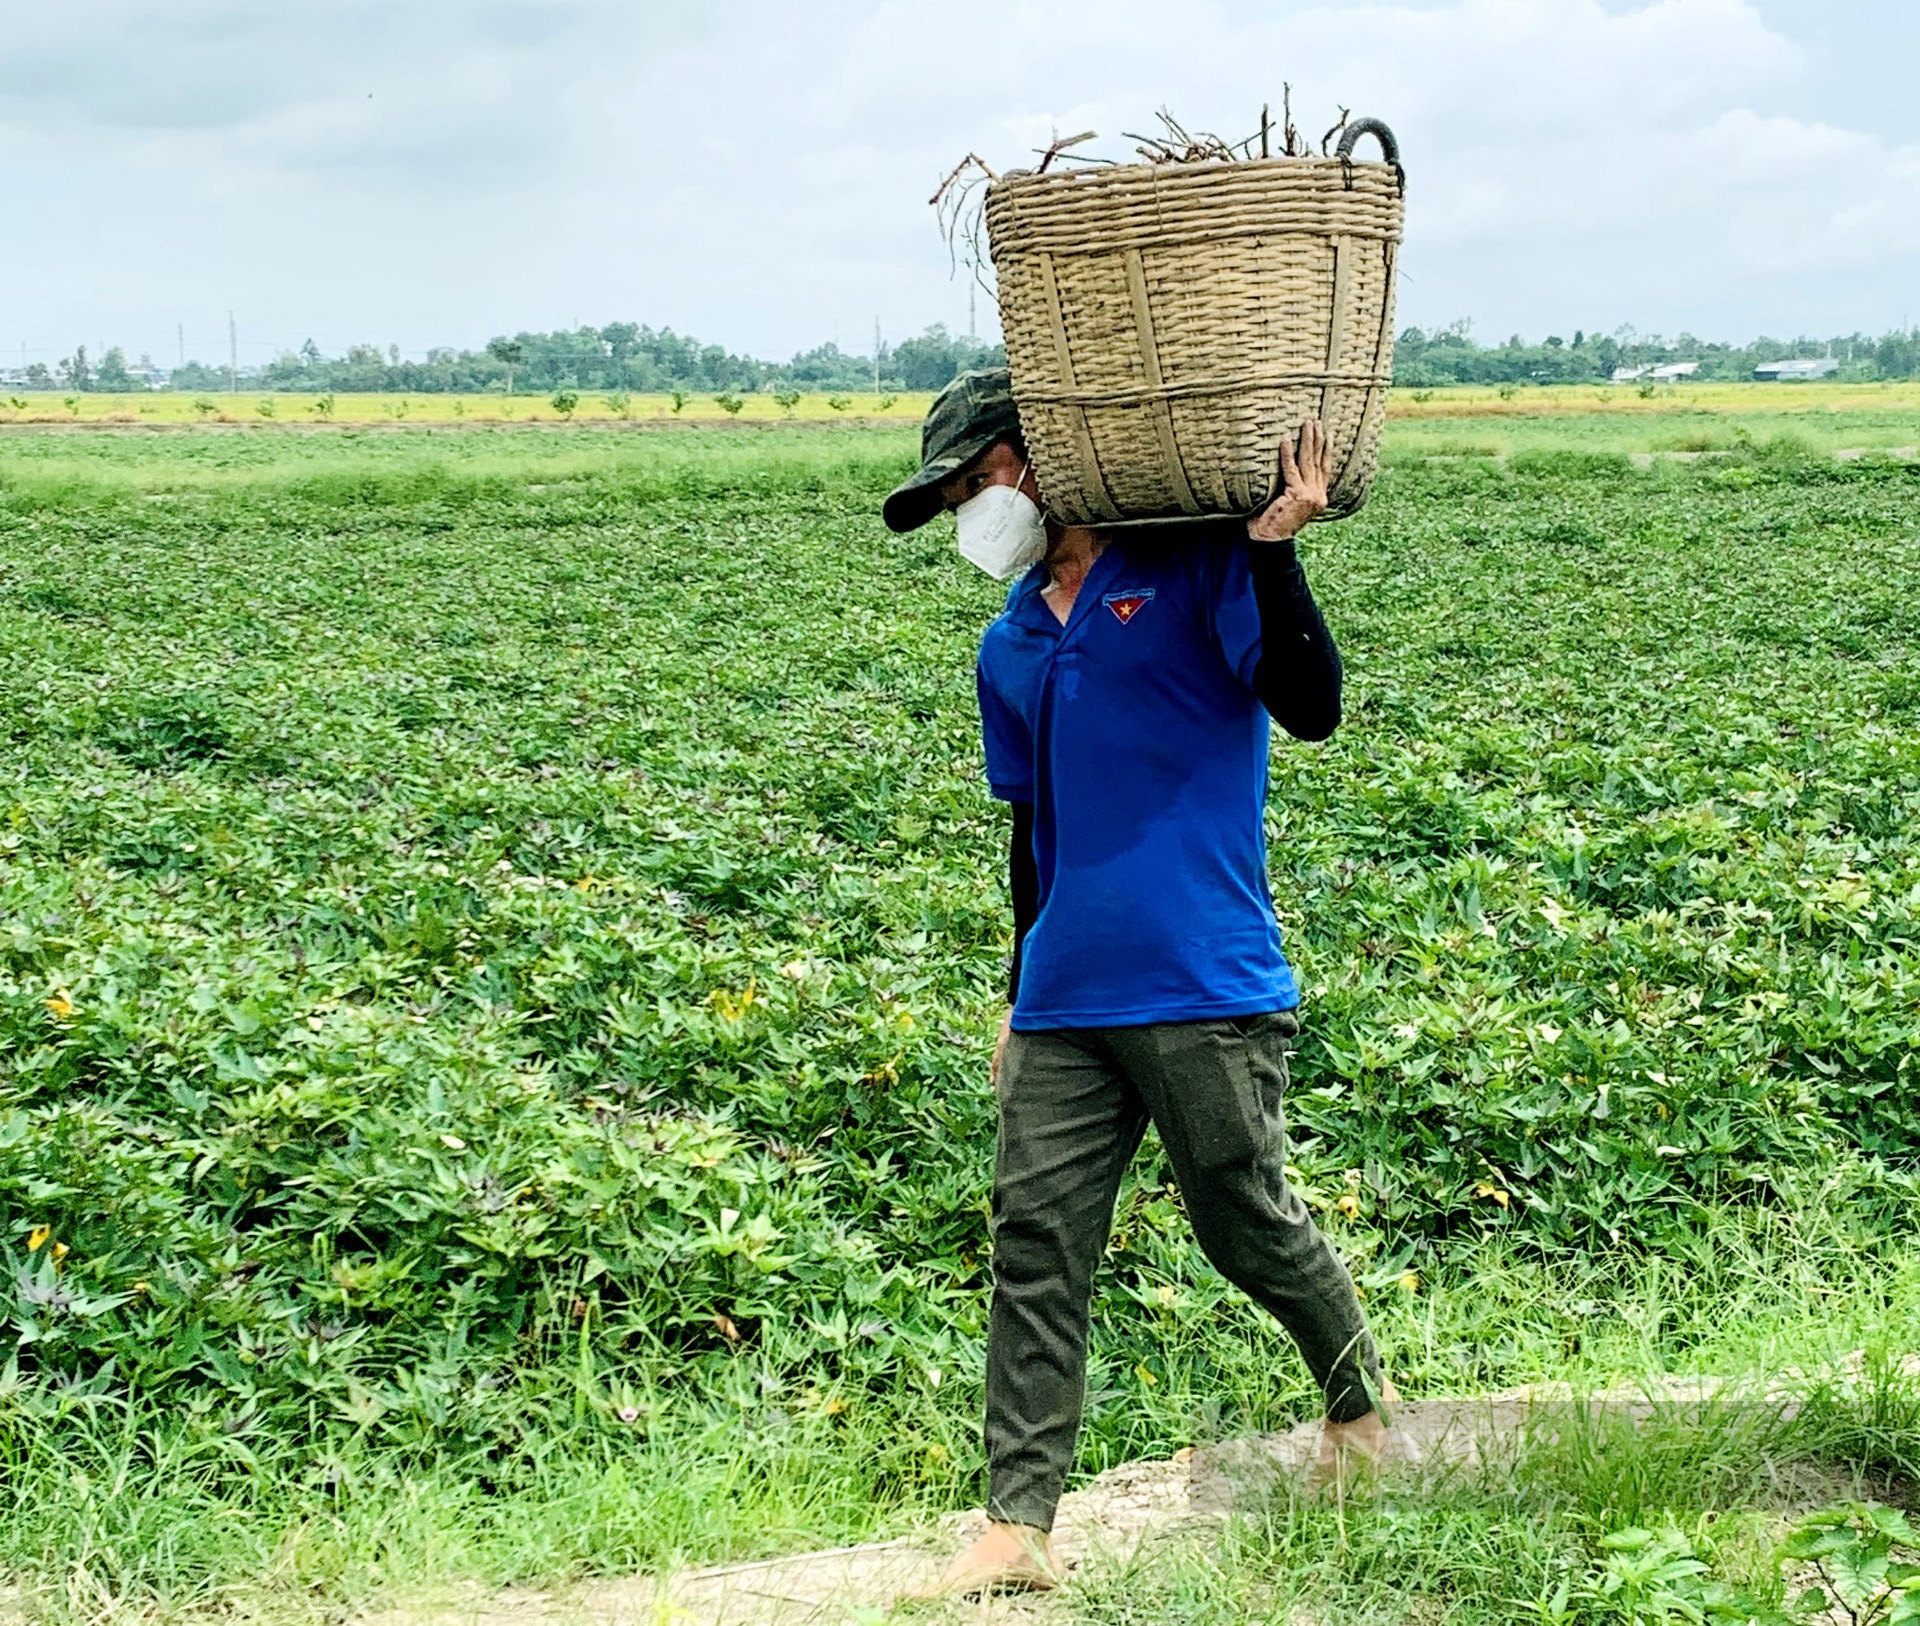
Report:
21,319,1920,395
1396,322,1920,385
161,323,1009,396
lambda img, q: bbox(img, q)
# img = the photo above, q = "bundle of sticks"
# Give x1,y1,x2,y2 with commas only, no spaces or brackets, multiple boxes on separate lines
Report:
930,90,1353,212
929,93,1358,308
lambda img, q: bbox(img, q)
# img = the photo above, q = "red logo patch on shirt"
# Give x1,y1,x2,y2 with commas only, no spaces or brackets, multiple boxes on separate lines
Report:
1103,588,1155,624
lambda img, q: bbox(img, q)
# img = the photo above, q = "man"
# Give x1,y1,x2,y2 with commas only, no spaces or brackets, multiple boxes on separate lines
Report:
883,369,1396,1595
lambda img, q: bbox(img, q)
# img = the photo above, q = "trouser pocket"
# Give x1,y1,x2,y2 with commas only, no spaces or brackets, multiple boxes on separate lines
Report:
1145,1016,1290,1173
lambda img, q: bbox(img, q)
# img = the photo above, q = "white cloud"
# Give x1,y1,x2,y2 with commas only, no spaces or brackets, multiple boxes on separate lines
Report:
0,0,1914,363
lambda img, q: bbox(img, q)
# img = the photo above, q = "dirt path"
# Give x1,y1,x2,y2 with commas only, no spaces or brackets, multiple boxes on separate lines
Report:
360,1364,1902,1626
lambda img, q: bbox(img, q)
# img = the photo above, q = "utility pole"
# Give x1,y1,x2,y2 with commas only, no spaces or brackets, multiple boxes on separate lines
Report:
872,317,881,391
228,311,238,394
177,323,185,367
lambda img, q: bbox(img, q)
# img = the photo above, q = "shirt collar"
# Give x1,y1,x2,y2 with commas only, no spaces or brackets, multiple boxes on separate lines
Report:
1005,541,1127,634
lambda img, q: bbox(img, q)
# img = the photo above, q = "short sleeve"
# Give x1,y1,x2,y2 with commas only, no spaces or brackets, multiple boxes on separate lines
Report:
1206,536,1264,690
976,655,1034,803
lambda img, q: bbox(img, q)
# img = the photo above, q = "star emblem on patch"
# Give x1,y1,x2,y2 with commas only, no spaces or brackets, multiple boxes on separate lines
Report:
1102,588,1155,624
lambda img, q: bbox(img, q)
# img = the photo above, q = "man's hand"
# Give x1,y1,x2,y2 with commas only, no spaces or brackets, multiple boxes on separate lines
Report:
1248,418,1330,542
992,1009,1013,1088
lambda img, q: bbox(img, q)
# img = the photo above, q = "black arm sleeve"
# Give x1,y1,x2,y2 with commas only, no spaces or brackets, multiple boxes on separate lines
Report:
1249,537,1343,742
1007,801,1039,1004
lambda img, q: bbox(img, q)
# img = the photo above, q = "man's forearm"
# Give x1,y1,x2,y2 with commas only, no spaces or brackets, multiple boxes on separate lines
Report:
1249,539,1342,741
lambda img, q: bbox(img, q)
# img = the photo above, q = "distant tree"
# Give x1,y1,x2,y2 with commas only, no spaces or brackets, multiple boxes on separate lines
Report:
716,393,745,416
22,363,51,389
487,338,525,395
550,388,579,418
601,322,640,372
772,387,801,415
889,323,1006,392
94,347,136,391
58,346,91,391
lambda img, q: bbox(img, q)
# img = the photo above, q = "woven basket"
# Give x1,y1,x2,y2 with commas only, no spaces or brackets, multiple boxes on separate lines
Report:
984,119,1404,527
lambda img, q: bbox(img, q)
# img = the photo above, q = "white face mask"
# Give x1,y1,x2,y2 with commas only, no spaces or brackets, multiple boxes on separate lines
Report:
955,472,1047,580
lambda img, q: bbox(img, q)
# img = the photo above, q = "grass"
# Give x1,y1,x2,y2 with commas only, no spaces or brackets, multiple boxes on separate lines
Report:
1,422,1918,1621
7,1219,1919,1623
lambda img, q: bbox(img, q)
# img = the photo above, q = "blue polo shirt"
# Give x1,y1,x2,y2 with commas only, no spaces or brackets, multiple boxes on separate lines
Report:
976,532,1300,1031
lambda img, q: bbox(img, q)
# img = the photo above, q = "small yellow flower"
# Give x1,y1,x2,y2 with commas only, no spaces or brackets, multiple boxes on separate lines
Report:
1155,1283,1176,1307
51,1242,69,1262
1134,1363,1159,1387
1400,1271,1421,1294
1336,1193,1361,1218
1475,1183,1512,1210
44,992,75,1020
27,1224,51,1252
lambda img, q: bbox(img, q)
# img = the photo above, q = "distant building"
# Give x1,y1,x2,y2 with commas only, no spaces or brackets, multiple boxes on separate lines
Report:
1648,362,1700,382
1754,358,1839,381
1611,366,1651,383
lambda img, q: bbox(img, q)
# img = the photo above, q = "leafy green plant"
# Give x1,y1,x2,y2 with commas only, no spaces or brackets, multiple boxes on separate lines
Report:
827,394,852,412
671,390,688,414
604,391,631,418
1,433,1918,1599
1542,1526,1777,1624
773,388,802,416
310,392,336,419
192,398,216,418
255,396,276,419
876,392,899,412
1780,1504,1920,1624
715,392,745,415
550,389,579,419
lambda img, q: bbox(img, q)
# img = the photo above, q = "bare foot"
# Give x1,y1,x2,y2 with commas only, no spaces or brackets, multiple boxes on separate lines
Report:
925,1521,1063,1597
1307,1380,1411,1495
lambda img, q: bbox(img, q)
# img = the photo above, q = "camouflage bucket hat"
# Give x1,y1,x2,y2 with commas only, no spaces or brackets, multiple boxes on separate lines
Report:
882,367,1023,534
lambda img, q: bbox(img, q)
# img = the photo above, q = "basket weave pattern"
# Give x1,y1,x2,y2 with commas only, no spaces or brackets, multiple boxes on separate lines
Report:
985,157,1404,525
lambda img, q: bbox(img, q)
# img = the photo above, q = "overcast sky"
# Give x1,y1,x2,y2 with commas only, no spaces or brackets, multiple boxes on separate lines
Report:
2,0,1916,370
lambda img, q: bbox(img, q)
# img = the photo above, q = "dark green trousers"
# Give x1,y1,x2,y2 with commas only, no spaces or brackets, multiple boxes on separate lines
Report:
985,1011,1381,1531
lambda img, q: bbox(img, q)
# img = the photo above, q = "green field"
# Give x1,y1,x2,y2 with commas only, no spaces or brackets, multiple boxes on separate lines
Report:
3,419,1920,1622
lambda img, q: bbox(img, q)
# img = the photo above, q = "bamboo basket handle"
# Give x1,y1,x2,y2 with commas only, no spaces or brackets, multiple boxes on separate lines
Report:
1335,117,1404,194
